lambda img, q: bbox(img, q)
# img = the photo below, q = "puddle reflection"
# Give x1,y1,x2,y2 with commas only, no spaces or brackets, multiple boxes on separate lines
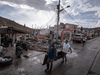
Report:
66,48,78,58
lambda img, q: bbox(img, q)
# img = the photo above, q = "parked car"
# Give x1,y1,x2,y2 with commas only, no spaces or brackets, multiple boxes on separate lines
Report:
73,34,84,42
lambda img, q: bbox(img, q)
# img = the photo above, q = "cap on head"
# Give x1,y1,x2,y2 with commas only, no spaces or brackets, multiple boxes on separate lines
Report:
66,40,68,42
52,42,56,44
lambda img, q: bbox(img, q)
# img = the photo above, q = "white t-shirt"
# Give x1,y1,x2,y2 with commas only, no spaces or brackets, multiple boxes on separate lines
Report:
63,43,70,53
83,37,87,41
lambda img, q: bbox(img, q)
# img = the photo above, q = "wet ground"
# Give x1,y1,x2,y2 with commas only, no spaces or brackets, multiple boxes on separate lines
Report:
0,36,100,75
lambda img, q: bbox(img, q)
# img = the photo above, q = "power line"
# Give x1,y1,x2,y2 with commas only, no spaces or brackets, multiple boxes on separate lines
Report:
82,0,90,7
60,5,82,27
34,0,57,29
46,0,82,27
41,13,57,29
47,17,57,28
40,13,56,28
41,14,56,29
39,0,57,29
82,0,99,28
41,12,56,28
42,16,57,29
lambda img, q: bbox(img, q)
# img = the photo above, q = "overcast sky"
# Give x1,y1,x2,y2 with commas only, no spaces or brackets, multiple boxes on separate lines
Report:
0,0,100,28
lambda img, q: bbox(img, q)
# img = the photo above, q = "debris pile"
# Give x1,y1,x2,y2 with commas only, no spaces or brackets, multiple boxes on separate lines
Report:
27,38,49,52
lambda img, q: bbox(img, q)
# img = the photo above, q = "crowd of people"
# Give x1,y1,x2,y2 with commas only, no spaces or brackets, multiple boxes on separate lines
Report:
0,34,28,57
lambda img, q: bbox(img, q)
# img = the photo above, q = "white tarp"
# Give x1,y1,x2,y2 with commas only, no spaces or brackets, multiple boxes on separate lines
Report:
40,29,50,35
54,30,63,36
0,26,8,28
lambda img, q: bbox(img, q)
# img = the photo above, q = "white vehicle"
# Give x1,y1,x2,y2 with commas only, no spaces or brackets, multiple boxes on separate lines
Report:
73,34,84,42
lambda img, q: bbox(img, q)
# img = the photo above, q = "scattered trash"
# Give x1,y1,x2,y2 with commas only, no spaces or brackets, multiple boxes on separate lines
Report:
23,55,29,58
88,70,97,74
17,68,25,73
33,57,37,60
66,48,78,58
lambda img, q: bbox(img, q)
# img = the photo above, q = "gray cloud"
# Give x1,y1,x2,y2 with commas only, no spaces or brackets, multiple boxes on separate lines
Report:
0,0,100,28
0,0,55,11
89,0,100,7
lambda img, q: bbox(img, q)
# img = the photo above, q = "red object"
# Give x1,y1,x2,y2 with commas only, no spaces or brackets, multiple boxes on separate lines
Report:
38,32,45,39
61,29,72,42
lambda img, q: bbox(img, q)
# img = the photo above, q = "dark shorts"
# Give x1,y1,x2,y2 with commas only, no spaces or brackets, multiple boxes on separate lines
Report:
83,41,86,43
62,52,67,57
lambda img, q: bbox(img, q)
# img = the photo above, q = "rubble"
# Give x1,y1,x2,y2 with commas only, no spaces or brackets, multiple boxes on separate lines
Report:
23,55,29,58
26,38,49,52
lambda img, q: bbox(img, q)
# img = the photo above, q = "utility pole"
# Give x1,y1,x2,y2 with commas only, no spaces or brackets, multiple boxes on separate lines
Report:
81,26,83,33
56,0,60,47
32,24,33,34
35,24,36,32
32,24,33,29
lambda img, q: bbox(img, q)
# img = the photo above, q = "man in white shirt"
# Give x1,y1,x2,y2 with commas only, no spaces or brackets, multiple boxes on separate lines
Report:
83,36,87,46
62,40,72,62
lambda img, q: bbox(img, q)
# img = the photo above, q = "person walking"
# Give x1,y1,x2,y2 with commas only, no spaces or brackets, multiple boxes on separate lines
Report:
92,34,94,38
62,40,72,62
83,36,87,47
45,42,57,72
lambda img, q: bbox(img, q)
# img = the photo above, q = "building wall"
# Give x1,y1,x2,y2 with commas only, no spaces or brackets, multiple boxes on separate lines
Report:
49,27,55,31
65,23,78,34
49,23,78,34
